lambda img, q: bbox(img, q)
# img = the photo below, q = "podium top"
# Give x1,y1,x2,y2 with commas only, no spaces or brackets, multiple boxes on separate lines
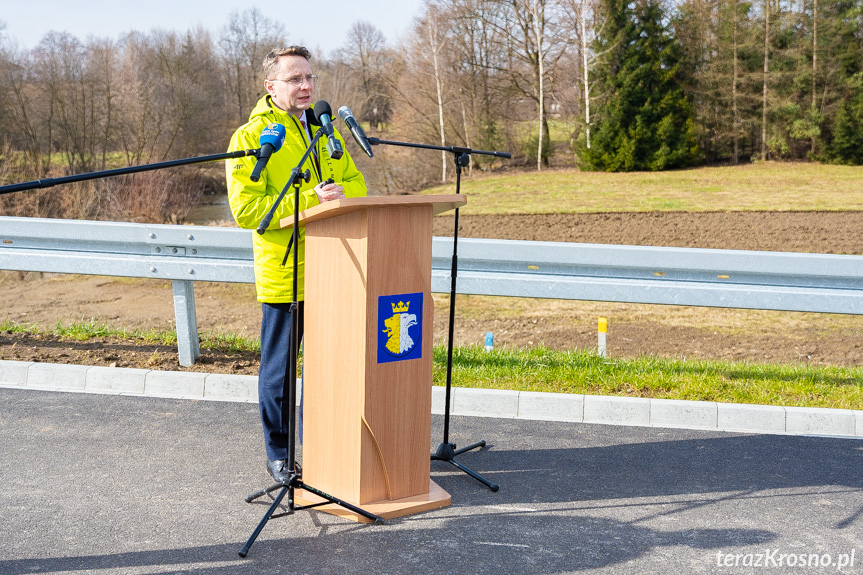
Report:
280,194,466,229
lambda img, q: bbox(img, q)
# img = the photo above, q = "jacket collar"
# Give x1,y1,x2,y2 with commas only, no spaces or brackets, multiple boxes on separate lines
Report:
259,95,317,133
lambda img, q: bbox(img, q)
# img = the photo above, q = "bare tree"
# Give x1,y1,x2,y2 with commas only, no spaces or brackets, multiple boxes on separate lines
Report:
314,55,357,110
84,38,118,170
440,0,510,171
562,0,607,151
150,28,226,158
522,0,547,170
33,32,99,173
810,0,817,154
343,21,393,130
761,0,770,161
219,8,286,125
0,20,8,146
494,0,569,170
0,44,50,176
385,6,459,186
579,5,592,149
426,6,449,181
115,32,164,165
731,0,741,163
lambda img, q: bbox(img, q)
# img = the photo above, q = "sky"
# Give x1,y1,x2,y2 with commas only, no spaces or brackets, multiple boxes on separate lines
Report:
0,0,425,56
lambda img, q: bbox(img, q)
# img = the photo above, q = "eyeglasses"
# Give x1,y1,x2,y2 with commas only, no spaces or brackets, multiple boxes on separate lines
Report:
268,74,317,87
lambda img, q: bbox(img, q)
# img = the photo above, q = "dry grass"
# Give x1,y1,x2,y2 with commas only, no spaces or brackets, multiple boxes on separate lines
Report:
0,154,219,224
423,162,863,215
105,169,209,224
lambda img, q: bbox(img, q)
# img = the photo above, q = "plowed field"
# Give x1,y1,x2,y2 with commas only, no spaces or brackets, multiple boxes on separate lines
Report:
3,211,862,373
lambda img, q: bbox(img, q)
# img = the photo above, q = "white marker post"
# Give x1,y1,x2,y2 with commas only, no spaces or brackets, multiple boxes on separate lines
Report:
597,317,607,358
485,332,494,352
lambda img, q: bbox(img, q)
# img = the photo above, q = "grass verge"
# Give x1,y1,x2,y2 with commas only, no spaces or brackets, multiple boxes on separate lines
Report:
0,318,260,353
5,318,859,410
432,345,863,410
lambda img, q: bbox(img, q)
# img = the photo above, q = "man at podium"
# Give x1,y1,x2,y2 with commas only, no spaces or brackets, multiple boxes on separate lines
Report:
225,46,367,484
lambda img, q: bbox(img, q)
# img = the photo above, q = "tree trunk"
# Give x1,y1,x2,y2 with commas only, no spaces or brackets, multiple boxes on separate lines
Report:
761,0,770,162
811,0,817,154
429,13,447,182
732,0,739,164
537,47,545,171
581,7,591,150
533,0,545,172
460,91,473,176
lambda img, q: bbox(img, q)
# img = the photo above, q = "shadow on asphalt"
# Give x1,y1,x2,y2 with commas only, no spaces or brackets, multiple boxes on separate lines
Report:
434,433,863,503
0,517,775,575
5,431,862,573
3,394,862,574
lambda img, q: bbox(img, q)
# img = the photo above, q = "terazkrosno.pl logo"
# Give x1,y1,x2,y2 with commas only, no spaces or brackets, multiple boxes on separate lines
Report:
377,292,423,364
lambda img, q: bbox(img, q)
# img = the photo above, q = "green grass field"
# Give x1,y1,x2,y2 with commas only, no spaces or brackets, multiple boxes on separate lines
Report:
433,346,863,410
4,318,860,409
422,162,863,214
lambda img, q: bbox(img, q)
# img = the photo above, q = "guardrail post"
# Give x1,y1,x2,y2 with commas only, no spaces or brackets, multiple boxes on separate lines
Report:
172,280,200,366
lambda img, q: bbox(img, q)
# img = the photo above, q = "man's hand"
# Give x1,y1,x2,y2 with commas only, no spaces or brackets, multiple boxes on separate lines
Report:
314,179,345,202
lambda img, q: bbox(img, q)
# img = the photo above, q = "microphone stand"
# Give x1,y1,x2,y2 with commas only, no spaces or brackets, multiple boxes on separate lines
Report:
239,128,384,559
0,150,261,195
1,140,386,557
368,137,510,492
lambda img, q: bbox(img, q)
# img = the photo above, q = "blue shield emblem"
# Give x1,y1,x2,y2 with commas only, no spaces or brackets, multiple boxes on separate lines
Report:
378,292,423,364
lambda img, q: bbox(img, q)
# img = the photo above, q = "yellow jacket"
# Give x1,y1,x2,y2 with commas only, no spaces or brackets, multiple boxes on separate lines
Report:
226,96,367,302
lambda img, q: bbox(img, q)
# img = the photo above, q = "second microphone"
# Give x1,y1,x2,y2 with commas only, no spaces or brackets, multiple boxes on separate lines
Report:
312,100,344,160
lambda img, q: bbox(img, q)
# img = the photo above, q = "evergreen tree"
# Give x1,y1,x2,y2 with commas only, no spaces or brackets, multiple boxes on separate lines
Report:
822,1,863,164
827,74,863,164
582,0,699,171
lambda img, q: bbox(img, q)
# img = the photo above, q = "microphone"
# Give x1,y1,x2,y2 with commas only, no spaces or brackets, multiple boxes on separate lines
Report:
250,123,287,182
337,106,374,158
313,101,344,160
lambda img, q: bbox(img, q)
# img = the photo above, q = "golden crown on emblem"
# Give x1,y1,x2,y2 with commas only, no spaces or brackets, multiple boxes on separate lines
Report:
391,301,410,313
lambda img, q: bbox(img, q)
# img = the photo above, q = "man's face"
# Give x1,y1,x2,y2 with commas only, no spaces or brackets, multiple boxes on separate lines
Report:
264,55,314,117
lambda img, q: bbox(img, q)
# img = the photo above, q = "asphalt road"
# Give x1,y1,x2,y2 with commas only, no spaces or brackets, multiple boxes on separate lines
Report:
1,388,861,574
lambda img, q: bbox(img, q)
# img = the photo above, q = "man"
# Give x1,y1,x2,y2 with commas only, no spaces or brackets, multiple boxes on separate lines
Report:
225,46,367,484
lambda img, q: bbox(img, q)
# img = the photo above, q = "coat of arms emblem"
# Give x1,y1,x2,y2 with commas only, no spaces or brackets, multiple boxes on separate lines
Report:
378,292,423,363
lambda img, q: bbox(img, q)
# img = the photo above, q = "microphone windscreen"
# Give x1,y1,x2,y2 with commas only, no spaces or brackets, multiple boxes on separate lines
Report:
313,100,333,123
259,123,286,152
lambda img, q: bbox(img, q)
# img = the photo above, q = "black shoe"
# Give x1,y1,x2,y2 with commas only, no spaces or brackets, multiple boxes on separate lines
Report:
267,459,292,484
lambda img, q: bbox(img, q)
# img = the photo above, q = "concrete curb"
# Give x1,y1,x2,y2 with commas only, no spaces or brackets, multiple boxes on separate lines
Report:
2,360,862,438
0,360,258,404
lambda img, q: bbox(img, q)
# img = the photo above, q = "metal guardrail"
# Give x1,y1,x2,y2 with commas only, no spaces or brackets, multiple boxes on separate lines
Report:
3,216,863,366
432,238,863,315
0,217,254,366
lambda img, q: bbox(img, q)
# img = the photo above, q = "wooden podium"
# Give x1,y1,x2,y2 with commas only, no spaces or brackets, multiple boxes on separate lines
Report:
280,194,465,522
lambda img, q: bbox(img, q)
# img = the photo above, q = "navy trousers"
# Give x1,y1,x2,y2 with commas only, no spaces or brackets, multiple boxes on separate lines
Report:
259,301,304,461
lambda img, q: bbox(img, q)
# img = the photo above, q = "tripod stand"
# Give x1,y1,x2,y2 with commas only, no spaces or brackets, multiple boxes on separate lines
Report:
368,138,509,492
239,125,383,559
0,116,388,557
